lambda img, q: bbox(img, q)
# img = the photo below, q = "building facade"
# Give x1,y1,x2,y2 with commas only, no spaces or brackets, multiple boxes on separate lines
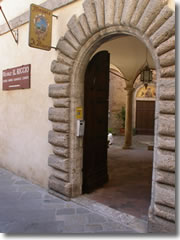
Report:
0,0,175,233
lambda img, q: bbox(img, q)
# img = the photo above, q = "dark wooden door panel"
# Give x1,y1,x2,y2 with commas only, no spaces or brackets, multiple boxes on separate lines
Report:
83,51,110,193
136,100,155,135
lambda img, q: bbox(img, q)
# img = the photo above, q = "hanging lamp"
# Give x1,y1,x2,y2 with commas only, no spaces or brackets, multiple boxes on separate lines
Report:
140,47,152,89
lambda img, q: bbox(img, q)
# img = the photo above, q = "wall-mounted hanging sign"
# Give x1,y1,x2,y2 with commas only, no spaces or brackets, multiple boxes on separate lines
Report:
2,64,31,90
29,4,52,51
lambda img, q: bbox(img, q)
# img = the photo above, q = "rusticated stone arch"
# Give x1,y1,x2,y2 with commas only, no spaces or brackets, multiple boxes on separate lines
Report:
48,0,175,233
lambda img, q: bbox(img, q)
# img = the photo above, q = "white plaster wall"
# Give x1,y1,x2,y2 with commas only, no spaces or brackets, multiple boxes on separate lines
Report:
0,0,46,24
0,0,83,187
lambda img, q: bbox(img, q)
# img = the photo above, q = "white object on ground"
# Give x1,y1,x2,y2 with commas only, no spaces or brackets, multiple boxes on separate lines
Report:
108,133,113,145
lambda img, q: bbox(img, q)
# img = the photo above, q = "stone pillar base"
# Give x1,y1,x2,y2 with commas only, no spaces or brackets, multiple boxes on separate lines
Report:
122,145,133,150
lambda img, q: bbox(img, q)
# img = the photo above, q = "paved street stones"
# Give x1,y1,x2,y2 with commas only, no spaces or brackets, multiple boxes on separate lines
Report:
0,168,138,234
56,208,75,215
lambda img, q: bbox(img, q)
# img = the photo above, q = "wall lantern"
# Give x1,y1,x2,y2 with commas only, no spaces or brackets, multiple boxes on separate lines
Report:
140,47,152,89
140,65,153,89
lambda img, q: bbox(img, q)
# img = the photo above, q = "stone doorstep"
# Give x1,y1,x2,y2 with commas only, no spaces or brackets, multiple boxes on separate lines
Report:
72,195,148,234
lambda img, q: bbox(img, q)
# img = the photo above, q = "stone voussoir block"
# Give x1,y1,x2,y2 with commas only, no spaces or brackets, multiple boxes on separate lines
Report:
157,135,175,151
157,35,175,56
130,0,150,27
51,168,69,182
145,5,173,37
114,0,124,25
159,49,175,68
67,15,86,44
64,30,80,50
137,0,168,33
158,114,175,137
79,14,91,38
154,203,175,222
54,74,70,83
121,0,138,26
49,83,70,98
154,183,175,208
159,78,175,87
53,98,70,108
150,13,175,48
51,60,71,75
57,51,74,66
53,145,69,158
56,38,77,59
159,87,175,100
48,107,69,123
48,154,69,172
104,0,115,27
148,214,175,233
94,0,105,29
83,0,99,34
159,78,175,100
48,175,72,197
160,65,175,78
156,169,175,186
52,122,69,133
156,149,175,172
159,100,175,114
48,130,69,148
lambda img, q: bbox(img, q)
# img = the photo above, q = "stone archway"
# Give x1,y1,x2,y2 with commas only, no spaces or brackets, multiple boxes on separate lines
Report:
48,0,175,233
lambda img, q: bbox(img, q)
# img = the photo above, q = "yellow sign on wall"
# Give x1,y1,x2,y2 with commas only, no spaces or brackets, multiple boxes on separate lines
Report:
29,4,52,51
76,107,83,120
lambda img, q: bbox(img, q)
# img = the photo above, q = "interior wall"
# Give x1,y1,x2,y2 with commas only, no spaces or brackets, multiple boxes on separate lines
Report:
108,69,126,135
96,35,155,83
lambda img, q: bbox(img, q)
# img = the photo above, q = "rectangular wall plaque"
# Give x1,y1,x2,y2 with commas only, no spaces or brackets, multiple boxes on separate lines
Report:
76,107,83,120
2,64,31,90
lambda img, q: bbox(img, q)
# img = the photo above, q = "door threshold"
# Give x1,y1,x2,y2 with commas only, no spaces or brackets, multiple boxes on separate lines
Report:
72,195,148,233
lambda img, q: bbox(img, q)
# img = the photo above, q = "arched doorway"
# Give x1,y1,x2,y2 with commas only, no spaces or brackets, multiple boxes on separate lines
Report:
48,0,175,233
81,34,156,221
135,84,156,135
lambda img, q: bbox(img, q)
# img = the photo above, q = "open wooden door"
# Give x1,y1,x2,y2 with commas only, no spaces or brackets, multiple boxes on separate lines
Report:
83,51,110,193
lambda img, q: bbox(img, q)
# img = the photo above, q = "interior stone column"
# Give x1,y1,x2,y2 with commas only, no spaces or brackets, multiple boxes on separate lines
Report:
123,87,134,149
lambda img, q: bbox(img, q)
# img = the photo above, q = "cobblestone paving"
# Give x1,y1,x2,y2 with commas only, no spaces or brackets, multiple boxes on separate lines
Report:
0,168,138,234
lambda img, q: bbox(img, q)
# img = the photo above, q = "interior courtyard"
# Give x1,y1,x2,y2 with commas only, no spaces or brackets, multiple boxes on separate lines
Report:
84,135,154,221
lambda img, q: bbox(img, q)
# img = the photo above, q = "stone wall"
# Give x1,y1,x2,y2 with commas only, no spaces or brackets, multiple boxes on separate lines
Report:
148,35,175,232
108,70,126,135
48,0,175,233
